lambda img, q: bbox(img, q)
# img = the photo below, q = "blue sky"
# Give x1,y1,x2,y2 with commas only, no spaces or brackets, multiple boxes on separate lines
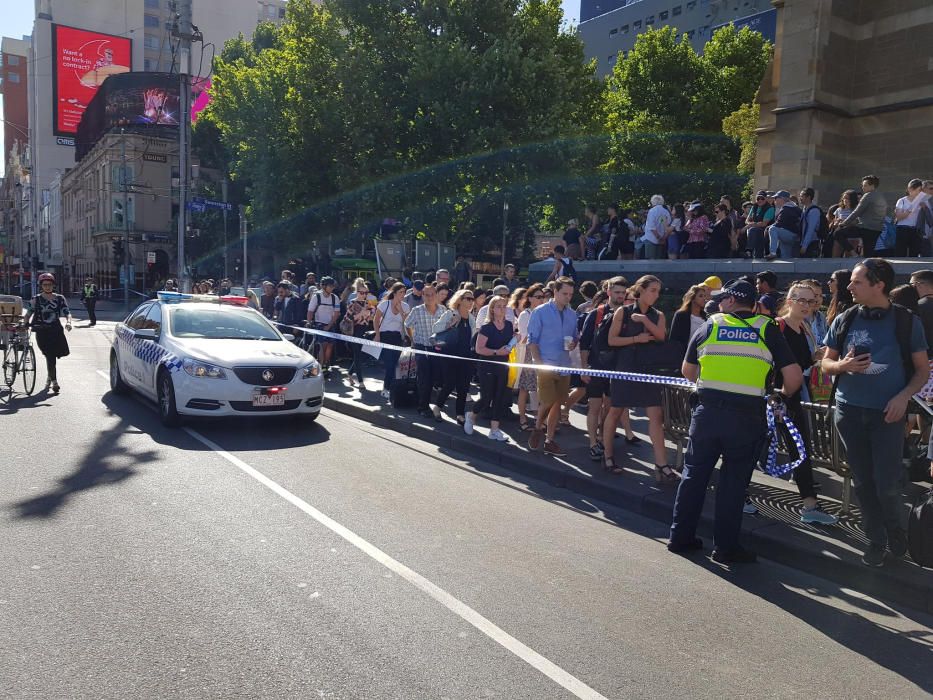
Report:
0,1,580,176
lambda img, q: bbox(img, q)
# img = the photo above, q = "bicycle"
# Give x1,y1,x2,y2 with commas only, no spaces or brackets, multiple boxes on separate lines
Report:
1,322,37,397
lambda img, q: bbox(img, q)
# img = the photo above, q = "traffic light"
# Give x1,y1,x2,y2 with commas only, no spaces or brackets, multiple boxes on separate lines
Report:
112,240,124,263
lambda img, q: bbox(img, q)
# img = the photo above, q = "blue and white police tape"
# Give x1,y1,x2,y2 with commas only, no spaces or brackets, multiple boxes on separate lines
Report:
279,322,807,474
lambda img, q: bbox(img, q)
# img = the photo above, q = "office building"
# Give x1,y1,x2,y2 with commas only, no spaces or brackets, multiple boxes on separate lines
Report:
579,0,775,77
2,37,31,171
8,0,290,282
755,0,933,206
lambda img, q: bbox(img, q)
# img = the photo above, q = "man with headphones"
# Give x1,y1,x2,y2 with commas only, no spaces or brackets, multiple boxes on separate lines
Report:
822,258,929,568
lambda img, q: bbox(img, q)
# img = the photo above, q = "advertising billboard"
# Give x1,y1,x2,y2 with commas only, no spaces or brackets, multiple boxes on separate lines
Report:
75,73,180,161
712,9,777,45
52,24,132,136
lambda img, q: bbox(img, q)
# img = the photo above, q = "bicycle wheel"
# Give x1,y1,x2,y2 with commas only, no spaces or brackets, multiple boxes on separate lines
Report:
20,345,36,395
2,344,17,388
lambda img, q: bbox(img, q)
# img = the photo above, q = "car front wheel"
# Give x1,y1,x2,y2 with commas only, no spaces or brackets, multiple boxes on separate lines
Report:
157,369,181,427
110,351,129,395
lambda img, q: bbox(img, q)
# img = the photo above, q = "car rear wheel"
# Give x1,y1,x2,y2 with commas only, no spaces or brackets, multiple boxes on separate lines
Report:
110,351,129,395
157,369,181,427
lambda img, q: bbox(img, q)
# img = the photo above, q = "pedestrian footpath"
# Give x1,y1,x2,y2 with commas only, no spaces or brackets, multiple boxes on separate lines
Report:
322,370,933,613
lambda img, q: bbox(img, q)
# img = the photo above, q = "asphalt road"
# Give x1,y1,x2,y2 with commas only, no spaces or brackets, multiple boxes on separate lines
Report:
2,318,933,699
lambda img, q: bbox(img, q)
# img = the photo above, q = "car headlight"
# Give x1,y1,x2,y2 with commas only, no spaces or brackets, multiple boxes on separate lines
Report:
183,358,227,379
301,361,321,378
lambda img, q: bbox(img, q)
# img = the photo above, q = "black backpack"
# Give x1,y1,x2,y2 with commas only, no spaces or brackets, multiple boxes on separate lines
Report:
591,304,631,369
803,205,830,257
560,256,578,283
909,489,933,567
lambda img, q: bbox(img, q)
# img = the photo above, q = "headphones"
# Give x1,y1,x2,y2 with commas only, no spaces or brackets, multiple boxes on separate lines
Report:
858,305,891,320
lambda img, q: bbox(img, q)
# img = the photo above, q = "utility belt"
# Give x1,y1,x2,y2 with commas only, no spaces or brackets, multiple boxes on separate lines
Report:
693,389,766,414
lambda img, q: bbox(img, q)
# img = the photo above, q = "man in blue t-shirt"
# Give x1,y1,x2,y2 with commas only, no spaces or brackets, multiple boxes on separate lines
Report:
822,258,929,568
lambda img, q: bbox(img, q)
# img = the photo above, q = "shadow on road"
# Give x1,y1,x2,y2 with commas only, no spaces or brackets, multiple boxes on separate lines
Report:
0,388,55,414
10,394,157,519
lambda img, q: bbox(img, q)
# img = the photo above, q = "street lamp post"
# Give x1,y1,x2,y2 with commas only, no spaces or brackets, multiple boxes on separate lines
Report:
221,178,228,279
500,198,509,276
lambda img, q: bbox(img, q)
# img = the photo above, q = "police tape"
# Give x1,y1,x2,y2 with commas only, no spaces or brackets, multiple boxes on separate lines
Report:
277,322,807,475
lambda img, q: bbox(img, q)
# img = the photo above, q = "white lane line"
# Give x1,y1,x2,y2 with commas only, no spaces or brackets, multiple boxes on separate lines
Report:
183,425,609,700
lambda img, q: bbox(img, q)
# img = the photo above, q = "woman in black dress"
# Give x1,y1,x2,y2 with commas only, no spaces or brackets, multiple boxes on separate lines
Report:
601,275,677,483
27,272,72,393
431,289,476,424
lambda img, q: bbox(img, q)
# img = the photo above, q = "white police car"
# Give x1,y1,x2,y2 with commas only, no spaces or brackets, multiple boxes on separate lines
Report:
109,292,323,426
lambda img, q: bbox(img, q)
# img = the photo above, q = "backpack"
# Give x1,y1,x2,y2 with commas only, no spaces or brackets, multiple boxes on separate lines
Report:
908,489,933,567
803,205,830,257
559,256,578,283
828,303,916,405
591,304,631,370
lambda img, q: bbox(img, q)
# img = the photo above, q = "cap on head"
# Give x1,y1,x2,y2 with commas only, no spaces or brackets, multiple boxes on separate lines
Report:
39,272,55,284
687,202,702,212
413,280,425,291
755,190,767,198
701,276,723,290
321,276,336,287
774,190,791,200
712,279,757,304
492,285,510,296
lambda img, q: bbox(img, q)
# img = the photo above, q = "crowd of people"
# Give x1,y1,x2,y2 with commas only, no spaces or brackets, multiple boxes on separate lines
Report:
243,250,933,567
560,177,933,261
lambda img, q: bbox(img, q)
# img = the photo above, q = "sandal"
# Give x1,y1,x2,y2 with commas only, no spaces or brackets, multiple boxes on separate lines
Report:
655,465,681,484
519,420,533,432
603,457,624,475
625,435,642,445
456,415,466,426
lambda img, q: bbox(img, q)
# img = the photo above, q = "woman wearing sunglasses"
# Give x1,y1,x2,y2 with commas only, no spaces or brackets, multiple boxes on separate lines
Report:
431,289,476,425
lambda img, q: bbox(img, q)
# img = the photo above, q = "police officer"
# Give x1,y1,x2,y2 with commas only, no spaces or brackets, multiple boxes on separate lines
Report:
668,279,802,563
80,275,98,326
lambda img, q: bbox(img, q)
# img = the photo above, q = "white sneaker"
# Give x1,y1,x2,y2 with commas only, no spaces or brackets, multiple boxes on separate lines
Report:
488,429,509,442
380,389,391,399
463,414,474,435
743,497,758,515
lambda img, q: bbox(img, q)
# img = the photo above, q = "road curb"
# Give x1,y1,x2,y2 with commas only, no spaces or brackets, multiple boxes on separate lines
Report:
323,394,933,613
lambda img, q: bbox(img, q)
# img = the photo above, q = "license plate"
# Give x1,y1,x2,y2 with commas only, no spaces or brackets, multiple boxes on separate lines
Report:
252,389,286,407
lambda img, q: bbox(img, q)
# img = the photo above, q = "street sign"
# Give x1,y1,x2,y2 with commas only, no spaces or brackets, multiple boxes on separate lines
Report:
190,196,233,212
146,252,157,264
186,201,206,213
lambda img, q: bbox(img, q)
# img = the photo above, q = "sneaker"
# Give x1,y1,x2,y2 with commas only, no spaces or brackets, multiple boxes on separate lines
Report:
800,506,838,525
861,544,886,568
589,445,603,461
463,413,474,435
380,389,391,399
527,428,544,451
888,528,908,559
543,440,566,457
711,547,757,564
488,429,509,442
51,381,60,393
431,405,442,421
743,497,758,515
668,537,704,554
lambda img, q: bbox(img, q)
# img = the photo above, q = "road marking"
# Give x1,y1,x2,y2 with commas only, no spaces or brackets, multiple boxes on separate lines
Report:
183,425,609,700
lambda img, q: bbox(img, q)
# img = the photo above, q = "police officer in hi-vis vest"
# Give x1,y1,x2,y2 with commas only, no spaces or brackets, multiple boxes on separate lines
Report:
80,275,98,326
669,279,802,564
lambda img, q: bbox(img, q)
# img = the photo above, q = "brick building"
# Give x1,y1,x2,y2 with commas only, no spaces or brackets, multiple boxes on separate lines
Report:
755,0,933,207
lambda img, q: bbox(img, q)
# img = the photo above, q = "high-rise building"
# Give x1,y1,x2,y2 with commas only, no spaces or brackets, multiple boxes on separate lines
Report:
13,0,293,280
1,37,31,171
755,0,933,206
578,0,775,78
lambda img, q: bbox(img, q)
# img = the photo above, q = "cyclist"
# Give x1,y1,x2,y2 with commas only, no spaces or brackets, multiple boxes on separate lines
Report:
306,276,341,378
26,272,72,393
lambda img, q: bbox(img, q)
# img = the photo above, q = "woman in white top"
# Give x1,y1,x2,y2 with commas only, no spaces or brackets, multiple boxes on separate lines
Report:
515,283,546,431
373,282,410,399
895,178,928,258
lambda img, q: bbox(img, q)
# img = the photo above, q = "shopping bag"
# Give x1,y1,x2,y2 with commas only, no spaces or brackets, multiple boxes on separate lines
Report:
507,344,523,388
808,365,832,403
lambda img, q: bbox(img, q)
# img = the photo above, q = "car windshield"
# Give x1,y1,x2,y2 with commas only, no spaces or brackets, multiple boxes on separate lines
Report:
169,306,281,340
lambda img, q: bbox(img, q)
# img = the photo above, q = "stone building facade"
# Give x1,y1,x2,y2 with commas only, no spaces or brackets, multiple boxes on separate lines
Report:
755,0,933,208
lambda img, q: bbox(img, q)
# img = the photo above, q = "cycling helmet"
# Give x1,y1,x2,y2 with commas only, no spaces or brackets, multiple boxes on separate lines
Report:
38,273,55,284
321,276,336,287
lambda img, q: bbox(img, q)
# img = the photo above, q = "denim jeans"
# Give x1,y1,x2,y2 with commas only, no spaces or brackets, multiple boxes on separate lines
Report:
834,402,906,547
746,226,767,258
768,226,799,258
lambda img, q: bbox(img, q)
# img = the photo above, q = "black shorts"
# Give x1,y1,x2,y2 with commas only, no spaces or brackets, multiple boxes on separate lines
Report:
585,375,610,399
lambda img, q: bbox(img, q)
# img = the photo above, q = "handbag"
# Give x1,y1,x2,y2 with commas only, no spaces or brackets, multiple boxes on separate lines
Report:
339,313,354,336
807,365,832,402
429,325,459,351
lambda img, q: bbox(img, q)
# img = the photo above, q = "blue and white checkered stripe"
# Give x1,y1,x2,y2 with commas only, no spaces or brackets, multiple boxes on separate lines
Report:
116,326,182,373
279,321,808,474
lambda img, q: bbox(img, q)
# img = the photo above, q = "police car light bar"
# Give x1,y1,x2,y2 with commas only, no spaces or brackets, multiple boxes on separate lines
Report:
157,291,250,306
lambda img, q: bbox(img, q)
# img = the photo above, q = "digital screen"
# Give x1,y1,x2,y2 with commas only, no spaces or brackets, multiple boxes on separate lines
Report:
52,24,132,136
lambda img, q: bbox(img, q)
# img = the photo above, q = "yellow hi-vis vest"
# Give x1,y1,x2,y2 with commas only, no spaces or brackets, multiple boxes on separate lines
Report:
696,313,774,397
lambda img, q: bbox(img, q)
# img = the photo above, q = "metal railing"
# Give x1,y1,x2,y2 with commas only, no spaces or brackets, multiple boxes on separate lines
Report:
661,386,854,513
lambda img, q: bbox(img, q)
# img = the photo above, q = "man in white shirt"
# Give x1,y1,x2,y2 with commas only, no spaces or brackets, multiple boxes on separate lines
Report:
895,178,929,258
642,194,671,260
306,277,341,377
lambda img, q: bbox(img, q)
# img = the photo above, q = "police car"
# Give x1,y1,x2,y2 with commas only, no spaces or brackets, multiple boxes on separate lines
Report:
109,292,323,426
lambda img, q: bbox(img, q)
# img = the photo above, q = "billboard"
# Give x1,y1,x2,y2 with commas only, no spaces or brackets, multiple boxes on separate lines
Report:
52,24,132,136
712,9,777,46
75,73,180,161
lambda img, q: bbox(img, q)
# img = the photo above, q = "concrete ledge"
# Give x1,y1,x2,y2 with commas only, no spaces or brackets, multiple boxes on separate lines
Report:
324,391,933,613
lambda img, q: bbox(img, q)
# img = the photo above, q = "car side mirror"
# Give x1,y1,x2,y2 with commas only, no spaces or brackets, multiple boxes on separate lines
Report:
134,328,157,340
283,333,295,342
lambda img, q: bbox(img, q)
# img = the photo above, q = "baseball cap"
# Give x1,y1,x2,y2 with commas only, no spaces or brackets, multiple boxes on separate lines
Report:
704,299,721,316
712,279,757,303
755,190,767,198
757,294,778,315
774,190,791,199
492,284,510,296
413,280,425,291
701,276,723,290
